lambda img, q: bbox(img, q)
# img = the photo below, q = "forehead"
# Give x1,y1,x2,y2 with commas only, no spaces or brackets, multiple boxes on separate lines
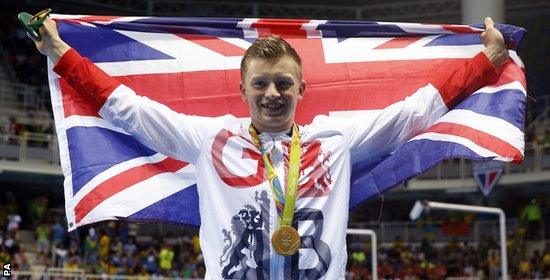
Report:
244,56,301,79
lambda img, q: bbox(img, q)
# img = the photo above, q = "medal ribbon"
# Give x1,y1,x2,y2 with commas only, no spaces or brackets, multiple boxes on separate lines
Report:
249,124,301,226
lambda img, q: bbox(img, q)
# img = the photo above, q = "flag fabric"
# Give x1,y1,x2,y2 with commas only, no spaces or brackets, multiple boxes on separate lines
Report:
46,15,526,230
473,160,505,196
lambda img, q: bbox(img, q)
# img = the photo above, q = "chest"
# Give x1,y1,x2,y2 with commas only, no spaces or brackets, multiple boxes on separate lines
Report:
205,128,348,196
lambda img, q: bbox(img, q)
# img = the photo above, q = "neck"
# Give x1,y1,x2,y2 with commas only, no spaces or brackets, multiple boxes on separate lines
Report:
252,121,294,133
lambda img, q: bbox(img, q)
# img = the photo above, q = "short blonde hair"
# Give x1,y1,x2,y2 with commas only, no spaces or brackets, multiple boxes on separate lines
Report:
240,35,302,81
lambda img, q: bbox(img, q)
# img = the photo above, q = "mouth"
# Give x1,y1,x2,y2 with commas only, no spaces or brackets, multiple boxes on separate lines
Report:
261,103,285,113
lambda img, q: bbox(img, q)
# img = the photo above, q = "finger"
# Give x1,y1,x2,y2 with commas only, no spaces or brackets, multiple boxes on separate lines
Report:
485,17,494,30
41,19,56,36
26,32,37,42
39,19,54,36
38,24,48,38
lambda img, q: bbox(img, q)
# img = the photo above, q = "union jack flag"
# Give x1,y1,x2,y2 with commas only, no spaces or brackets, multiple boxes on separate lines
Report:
46,15,526,230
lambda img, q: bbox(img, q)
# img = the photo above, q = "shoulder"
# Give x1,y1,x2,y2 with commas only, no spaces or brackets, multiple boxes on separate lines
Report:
307,114,347,130
196,114,251,139
301,114,346,140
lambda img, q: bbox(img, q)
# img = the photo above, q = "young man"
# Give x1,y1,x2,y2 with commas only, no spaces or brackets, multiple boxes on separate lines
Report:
33,17,507,279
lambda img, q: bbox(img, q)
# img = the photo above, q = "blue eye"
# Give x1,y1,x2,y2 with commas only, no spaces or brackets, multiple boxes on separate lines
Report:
276,80,293,89
253,80,267,88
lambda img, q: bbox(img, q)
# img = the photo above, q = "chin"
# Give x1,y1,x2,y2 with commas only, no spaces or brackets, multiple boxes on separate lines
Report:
260,117,291,131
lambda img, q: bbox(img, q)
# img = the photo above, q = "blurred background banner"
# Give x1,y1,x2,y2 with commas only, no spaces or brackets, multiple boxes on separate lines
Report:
45,15,526,229
473,160,505,196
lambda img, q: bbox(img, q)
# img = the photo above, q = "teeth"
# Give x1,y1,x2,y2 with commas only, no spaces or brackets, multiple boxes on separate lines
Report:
264,104,282,109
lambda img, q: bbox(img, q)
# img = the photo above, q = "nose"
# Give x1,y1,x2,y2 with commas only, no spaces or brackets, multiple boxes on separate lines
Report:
265,82,281,98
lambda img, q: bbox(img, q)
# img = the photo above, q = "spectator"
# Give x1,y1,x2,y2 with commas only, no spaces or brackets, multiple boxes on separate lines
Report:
543,243,550,276
118,223,129,243
83,228,98,261
543,129,550,146
65,252,81,270
43,122,54,135
521,198,542,240
519,257,531,278
543,200,550,239
110,236,123,256
12,248,30,272
191,234,201,254
4,191,19,215
144,246,158,274
35,223,50,256
487,249,502,279
532,250,543,278
54,243,68,267
99,229,110,260
51,219,65,249
7,117,21,145
351,250,366,265
7,213,22,235
159,244,175,276
29,195,49,226
2,232,17,257
0,205,8,231
123,237,138,257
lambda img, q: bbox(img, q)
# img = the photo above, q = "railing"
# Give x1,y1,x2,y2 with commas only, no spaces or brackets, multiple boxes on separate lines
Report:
417,142,550,180
12,267,202,280
3,129,550,181
348,218,522,245
0,132,59,164
0,81,50,111
142,217,531,246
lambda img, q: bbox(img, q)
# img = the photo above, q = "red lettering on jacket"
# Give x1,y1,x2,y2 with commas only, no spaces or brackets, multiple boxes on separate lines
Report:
212,129,265,188
284,140,332,197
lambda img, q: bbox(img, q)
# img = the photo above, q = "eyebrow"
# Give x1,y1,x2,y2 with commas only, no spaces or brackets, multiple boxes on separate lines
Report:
250,73,295,79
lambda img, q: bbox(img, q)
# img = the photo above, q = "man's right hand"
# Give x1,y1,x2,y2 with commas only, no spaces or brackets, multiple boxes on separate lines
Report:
31,18,71,64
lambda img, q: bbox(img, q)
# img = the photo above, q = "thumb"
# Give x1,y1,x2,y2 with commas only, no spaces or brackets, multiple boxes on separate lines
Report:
485,17,494,30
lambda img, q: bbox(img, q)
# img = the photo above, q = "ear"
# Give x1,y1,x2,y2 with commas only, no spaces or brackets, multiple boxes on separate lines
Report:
297,80,306,100
240,82,247,102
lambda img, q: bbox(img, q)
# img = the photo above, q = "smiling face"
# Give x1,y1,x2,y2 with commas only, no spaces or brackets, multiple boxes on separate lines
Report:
240,55,306,133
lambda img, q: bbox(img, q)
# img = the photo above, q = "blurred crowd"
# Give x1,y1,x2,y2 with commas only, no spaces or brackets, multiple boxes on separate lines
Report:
0,117,54,138
0,5,55,147
0,1,48,86
1,190,549,279
37,223,207,279
346,236,550,279
0,191,206,278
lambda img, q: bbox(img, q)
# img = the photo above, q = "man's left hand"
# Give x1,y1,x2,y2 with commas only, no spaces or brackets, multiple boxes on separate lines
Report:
481,17,509,67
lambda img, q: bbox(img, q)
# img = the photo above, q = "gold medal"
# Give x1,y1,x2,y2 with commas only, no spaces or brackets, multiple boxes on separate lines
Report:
271,225,301,256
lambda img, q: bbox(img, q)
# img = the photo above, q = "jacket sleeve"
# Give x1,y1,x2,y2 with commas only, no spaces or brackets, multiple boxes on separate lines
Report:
53,48,214,164
336,52,498,164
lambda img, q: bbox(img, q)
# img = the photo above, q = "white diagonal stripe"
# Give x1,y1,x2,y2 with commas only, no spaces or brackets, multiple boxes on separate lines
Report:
410,132,502,159
95,30,242,76
322,38,485,63
434,109,524,150
77,166,197,226
64,115,131,135
473,81,526,96
71,153,169,204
